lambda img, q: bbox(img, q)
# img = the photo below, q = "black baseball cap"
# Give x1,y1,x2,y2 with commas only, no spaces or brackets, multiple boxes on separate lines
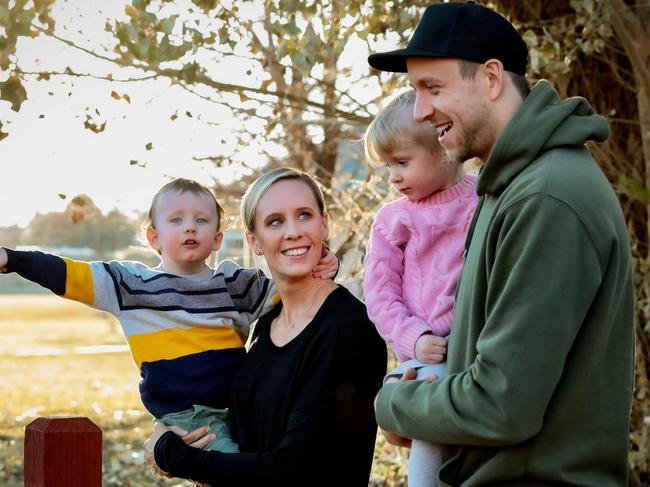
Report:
368,1,528,75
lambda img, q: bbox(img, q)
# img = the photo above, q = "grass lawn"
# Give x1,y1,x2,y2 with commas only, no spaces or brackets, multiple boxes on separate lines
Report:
0,295,407,486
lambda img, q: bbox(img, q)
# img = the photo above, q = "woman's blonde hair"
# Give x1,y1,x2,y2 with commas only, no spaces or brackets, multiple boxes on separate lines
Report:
363,90,442,166
241,168,326,233
145,178,223,231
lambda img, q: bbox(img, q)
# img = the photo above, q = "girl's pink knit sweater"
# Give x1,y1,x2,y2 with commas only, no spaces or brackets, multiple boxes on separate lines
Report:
363,173,478,362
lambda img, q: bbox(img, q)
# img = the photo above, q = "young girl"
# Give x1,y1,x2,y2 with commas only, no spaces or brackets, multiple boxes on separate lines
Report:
363,90,477,487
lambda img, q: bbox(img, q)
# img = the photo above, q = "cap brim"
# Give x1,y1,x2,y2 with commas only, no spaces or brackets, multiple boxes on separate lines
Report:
368,48,409,73
368,47,449,73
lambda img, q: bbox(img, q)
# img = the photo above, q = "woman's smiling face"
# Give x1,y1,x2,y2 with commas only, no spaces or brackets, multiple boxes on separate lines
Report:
247,178,328,280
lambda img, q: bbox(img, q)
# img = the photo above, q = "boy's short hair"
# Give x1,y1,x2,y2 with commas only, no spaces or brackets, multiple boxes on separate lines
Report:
146,178,223,231
363,90,442,166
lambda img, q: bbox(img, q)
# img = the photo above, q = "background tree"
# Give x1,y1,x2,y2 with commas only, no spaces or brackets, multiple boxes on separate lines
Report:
20,195,138,257
1,0,649,484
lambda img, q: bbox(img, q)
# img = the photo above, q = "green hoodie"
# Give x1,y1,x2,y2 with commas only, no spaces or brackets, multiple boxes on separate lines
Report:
375,81,634,486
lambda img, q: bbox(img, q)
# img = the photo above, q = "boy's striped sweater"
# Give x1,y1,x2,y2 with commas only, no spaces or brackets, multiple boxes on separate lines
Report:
4,248,277,418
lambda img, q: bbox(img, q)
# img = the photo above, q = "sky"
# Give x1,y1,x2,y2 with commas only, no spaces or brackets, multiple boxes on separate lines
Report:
0,1,280,227
0,0,395,228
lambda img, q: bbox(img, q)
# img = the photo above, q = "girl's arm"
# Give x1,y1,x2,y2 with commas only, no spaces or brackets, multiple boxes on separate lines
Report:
364,222,443,362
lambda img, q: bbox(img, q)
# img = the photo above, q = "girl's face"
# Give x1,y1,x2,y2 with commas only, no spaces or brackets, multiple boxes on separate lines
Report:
247,179,328,281
383,142,463,201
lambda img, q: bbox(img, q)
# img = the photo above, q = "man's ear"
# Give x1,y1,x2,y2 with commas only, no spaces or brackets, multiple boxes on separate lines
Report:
482,59,505,101
146,226,161,252
213,231,224,251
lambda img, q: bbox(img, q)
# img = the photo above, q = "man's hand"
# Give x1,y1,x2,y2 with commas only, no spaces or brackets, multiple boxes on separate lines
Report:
0,247,7,273
382,429,412,448
376,367,419,448
415,333,447,364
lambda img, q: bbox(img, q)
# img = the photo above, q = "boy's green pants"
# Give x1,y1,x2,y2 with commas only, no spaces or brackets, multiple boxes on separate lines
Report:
157,404,240,453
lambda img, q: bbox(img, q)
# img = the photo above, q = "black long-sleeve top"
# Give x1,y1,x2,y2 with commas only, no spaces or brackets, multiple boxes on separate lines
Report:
154,285,388,486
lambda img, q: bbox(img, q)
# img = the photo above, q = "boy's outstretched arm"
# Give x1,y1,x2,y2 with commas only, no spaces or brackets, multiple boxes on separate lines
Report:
0,247,120,313
311,247,339,280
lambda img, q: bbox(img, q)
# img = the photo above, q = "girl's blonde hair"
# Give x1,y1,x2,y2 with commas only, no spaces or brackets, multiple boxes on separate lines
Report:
241,168,326,233
363,90,442,166
145,178,223,231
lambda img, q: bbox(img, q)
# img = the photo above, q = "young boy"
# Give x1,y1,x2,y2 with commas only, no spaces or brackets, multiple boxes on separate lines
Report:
0,178,338,453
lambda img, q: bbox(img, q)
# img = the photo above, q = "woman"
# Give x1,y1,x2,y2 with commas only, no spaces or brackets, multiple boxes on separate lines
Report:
145,168,388,486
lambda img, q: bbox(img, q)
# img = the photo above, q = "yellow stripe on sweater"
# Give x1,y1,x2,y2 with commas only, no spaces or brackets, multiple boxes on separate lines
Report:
129,326,245,368
62,258,95,304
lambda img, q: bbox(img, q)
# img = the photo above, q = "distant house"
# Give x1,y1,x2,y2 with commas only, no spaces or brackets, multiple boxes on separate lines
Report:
18,245,97,260
219,230,246,265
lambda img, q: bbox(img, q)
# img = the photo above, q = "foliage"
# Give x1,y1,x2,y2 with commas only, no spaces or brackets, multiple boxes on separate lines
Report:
0,0,428,187
8,195,140,256
0,225,22,248
0,296,409,485
2,0,650,483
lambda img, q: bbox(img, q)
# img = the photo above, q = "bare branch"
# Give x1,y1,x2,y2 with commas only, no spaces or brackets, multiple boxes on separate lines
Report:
18,69,158,83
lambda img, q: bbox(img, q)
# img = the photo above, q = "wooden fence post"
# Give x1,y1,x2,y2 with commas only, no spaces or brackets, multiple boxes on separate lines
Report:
24,417,102,487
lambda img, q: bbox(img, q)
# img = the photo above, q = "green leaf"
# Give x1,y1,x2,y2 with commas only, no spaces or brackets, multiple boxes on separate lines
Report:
180,62,199,83
522,29,538,48
286,21,301,36
145,142,153,150
0,76,27,112
83,115,107,133
12,10,36,37
132,0,147,11
0,121,8,141
137,35,151,59
158,16,176,35
124,4,139,20
0,6,10,26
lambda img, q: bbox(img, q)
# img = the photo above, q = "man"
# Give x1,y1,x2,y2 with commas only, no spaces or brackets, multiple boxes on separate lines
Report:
368,2,634,486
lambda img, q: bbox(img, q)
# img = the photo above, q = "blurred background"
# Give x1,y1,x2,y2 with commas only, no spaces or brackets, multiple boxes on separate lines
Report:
0,0,648,485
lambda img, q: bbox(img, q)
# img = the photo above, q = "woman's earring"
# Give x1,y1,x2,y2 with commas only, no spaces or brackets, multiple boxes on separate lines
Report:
321,238,330,258
254,248,263,256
